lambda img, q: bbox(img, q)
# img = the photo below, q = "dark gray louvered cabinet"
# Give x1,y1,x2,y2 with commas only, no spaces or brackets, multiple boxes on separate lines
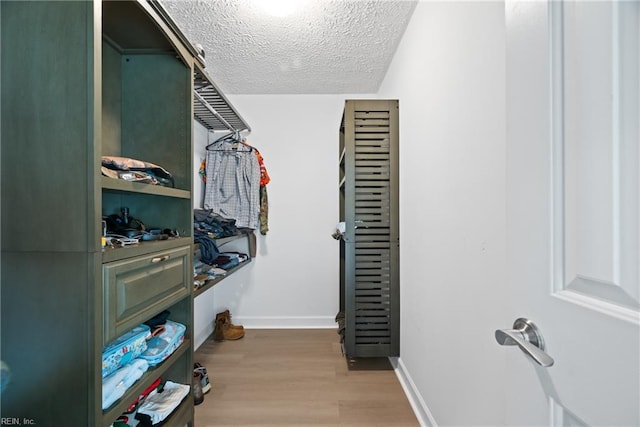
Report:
339,99,400,358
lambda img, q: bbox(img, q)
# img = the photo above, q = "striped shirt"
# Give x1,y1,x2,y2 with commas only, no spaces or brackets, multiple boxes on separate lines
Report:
204,141,260,229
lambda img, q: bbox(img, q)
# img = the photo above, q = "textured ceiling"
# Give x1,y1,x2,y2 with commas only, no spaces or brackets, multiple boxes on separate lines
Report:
159,0,417,94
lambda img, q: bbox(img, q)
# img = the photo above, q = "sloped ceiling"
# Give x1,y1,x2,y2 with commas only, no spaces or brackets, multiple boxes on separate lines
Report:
160,0,417,94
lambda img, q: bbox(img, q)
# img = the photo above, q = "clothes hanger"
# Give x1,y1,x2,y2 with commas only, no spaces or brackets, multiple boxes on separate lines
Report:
206,129,253,152
205,130,234,150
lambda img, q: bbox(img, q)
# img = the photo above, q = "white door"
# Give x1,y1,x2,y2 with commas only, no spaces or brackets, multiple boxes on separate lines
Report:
503,1,639,426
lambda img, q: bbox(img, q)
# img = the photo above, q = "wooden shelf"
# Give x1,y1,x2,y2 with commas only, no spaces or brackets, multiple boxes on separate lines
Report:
159,395,194,427
102,237,193,263
193,233,252,251
193,258,252,297
102,176,191,199
214,233,249,247
193,232,255,297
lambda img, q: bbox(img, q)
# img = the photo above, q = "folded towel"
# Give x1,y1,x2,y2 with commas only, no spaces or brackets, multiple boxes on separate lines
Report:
135,380,190,425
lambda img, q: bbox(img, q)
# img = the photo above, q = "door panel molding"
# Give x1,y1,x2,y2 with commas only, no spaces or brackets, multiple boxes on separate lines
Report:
550,0,640,322
553,290,639,325
549,396,588,427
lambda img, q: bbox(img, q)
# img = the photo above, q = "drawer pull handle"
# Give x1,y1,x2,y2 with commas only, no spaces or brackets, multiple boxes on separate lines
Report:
151,255,170,263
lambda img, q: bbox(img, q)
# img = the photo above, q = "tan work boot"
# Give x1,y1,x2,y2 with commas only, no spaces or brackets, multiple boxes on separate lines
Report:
213,317,225,341
217,310,244,331
213,315,245,341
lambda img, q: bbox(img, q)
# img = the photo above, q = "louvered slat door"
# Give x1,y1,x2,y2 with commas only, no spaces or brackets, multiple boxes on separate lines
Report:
341,99,399,358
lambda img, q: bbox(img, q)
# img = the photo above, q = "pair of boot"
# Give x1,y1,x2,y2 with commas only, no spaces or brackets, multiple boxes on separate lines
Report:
213,310,244,341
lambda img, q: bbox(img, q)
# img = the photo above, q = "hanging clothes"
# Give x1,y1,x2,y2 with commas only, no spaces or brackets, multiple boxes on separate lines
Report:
259,186,269,235
198,157,207,183
252,146,271,186
245,143,270,235
204,140,260,230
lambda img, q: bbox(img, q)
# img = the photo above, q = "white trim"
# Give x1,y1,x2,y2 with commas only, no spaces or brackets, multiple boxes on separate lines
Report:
566,274,639,309
390,357,437,427
549,396,563,427
195,317,337,349
549,0,566,295
611,0,622,286
233,316,338,329
553,289,640,325
549,394,588,426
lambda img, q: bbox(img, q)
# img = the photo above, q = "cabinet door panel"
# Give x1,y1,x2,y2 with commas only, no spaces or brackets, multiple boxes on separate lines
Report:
103,246,190,343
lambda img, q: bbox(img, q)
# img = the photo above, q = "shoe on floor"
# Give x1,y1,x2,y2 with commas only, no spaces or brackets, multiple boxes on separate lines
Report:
193,371,205,405
194,363,211,394
214,317,245,341
216,310,244,331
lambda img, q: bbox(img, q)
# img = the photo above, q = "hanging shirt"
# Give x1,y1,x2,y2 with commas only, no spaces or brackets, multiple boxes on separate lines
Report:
243,141,270,235
250,145,271,186
204,141,260,229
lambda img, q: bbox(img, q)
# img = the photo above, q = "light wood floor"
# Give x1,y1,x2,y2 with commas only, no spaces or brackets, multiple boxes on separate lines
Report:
193,329,419,426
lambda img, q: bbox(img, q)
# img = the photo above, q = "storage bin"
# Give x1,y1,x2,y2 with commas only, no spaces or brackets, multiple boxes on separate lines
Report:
139,320,186,366
102,324,150,378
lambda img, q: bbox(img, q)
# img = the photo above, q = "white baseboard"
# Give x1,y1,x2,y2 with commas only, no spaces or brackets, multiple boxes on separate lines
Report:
233,315,337,329
194,316,337,350
390,357,438,427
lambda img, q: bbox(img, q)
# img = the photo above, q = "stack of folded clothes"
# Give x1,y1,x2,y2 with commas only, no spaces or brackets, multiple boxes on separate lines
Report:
212,252,249,270
103,359,150,410
193,208,238,238
101,311,186,413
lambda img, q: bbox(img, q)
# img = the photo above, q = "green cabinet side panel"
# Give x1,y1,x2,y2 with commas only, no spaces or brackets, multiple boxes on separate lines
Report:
1,1,97,252
1,251,100,424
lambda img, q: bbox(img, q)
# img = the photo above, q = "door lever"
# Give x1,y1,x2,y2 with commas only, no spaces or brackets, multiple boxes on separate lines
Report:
495,318,554,367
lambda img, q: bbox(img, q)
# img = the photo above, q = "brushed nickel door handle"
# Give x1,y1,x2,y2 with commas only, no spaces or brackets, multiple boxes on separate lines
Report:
495,318,554,367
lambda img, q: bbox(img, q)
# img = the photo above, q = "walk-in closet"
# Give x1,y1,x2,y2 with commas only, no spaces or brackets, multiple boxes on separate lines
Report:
1,1,410,425
4,1,637,426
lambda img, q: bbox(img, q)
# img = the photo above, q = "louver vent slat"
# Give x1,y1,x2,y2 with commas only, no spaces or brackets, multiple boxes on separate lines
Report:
351,107,393,352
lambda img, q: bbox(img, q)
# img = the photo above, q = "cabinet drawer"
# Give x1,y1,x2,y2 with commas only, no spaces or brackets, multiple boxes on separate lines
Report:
103,246,191,344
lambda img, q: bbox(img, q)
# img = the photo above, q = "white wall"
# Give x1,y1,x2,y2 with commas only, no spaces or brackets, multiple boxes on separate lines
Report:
377,2,508,426
193,95,374,346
